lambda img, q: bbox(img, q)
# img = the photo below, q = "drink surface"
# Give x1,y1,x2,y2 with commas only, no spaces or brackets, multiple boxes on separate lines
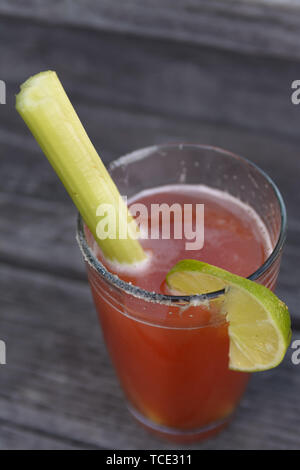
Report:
89,184,273,439
98,184,272,294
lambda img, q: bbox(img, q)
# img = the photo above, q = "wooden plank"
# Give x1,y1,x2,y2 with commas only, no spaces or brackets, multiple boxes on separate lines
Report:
0,193,84,279
0,263,299,449
3,102,300,206
0,1,300,60
1,16,300,143
0,420,92,450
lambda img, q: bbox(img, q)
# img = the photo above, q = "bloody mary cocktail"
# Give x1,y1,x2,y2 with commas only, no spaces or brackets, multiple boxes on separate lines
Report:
77,144,286,442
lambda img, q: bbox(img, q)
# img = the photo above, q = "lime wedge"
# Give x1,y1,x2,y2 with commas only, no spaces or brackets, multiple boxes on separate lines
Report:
166,260,291,372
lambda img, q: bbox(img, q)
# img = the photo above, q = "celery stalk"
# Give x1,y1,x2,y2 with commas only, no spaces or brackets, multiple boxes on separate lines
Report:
16,71,147,264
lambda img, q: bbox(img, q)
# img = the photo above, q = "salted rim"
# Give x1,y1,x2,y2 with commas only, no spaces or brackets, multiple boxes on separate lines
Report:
76,143,287,306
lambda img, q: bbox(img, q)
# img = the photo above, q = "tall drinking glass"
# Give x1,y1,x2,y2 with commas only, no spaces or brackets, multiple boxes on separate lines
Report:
77,144,286,442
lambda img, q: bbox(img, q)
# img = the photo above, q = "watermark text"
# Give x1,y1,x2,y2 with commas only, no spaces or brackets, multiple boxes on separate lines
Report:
291,340,300,365
95,197,204,251
0,340,6,365
0,80,6,104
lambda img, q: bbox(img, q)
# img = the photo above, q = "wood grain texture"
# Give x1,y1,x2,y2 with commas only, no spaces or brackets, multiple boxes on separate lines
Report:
1,17,299,142
0,0,300,60
0,422,86,450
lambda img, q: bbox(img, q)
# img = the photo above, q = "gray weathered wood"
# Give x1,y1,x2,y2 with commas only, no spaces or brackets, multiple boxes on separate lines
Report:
0,1,300,60
0,415,96,450
1,17,300,143
0,17,299,207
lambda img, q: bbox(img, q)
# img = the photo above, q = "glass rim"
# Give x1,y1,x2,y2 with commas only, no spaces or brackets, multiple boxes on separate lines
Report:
76,143,287,306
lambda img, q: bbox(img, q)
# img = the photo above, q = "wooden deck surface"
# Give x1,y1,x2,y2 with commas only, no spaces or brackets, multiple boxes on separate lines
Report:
0,11,300,449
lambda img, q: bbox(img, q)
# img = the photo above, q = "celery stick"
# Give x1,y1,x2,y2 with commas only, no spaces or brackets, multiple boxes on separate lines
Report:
16,71,147,264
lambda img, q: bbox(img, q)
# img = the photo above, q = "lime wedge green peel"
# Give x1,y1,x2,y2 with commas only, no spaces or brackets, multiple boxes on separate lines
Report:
166,260,291,372
16,71,147,265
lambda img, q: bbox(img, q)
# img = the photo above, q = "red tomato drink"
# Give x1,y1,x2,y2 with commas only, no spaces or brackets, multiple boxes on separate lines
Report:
85,183,275,442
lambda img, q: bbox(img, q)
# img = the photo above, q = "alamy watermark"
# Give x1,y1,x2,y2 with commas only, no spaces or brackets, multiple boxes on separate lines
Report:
0,340,6,365
0,80,6,104
95,196,205,250
291,80,300,105
291,340,300,365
